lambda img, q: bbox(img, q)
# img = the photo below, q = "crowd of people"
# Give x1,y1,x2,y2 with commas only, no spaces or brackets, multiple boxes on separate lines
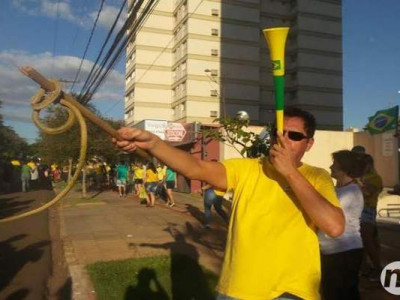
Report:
113,106,385,300
0,158,54,193
0,105,387,299
109,160,177,209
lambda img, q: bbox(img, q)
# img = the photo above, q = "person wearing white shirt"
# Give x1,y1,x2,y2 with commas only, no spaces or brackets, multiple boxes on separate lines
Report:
318,150,366,300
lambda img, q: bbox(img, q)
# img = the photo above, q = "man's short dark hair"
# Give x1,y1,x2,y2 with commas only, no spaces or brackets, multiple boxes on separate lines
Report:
284,106,317,138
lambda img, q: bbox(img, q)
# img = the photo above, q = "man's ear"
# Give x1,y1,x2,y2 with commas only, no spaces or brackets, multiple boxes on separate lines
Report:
305,138,314,152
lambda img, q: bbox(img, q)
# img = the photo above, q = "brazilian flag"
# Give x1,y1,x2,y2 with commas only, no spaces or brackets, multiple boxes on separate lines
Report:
366,106,399,135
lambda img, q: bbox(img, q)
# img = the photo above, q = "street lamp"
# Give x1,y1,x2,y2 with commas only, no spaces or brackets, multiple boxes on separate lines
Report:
204,69,226,118
236,110,249,121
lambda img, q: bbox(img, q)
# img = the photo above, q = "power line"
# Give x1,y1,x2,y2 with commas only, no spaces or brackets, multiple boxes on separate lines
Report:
70,0,105,92
79,0,158,103
79,0,151,99
65,0,90,81
79,0,129,100
51,0,61,75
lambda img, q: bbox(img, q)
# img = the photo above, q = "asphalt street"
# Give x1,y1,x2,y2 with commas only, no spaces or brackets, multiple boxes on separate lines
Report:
0,189,54,299
378,220,400,265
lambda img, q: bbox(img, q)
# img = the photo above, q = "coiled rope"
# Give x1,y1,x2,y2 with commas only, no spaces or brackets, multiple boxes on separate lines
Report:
0,67,150,223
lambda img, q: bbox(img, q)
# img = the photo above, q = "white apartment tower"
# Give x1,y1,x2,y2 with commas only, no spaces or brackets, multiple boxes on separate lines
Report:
125,0,342,130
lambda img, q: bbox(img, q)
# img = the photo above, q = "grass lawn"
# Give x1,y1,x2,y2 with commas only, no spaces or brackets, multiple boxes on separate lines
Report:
87,255,219,300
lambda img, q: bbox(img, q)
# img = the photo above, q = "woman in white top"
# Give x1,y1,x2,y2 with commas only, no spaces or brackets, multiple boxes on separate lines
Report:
318,150,366,300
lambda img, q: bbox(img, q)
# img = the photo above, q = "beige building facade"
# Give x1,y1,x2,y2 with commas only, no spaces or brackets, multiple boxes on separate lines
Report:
125,0,343,130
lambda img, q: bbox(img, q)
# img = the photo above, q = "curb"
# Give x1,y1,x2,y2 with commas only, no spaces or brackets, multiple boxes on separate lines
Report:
58,206,97,299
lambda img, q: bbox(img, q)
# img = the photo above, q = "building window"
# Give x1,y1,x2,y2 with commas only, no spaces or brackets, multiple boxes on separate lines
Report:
210,69,218,76
128,70,135,81
128,90,134,100
210,89,218,96
181,81,186,93
181,62,187,76
211,28,219,36
210,110,218,117
126,109,134,118
211,9,219,16
288,91,297,101
211,49,218,56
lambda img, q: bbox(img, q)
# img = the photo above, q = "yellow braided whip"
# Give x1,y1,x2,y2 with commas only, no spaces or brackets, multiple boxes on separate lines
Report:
0,80,88,223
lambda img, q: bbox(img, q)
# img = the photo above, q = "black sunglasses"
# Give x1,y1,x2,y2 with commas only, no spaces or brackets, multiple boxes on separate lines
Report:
272,129,309,142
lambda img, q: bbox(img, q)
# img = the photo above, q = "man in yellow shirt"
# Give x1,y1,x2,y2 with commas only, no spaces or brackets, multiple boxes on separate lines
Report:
113,106,344,299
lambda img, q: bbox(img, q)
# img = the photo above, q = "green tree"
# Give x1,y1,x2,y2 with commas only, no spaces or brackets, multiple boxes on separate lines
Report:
202,116,272,158
35,94,121,166
0,100,30,159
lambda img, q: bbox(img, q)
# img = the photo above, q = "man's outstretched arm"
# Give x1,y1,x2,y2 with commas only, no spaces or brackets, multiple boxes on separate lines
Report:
113,127,227,191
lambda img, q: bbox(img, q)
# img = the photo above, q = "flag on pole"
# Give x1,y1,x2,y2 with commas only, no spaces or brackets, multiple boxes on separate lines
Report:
366,106,399,135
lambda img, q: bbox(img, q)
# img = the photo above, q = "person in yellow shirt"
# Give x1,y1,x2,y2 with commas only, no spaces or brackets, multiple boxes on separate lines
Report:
145,162,158,207
133,161,145,196
156,162,166,182
358,153,383,281
113,106,344,299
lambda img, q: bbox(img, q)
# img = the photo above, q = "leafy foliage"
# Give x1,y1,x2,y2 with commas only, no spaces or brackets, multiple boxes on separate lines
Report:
201,116,272,158
35,94,122,166
0,100,31,159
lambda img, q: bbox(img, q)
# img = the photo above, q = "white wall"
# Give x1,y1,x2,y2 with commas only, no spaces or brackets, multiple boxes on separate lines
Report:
220,128,399,187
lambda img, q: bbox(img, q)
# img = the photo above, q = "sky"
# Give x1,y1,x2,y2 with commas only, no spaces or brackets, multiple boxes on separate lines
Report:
0,0,127,143
343,0,400,130
1,0,400,143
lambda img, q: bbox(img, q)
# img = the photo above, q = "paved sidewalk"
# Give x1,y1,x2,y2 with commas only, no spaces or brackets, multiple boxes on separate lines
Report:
58,190,228,299
58,189,399,300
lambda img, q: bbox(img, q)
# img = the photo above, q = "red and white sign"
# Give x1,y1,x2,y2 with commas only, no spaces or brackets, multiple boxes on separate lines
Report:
165,122,187,142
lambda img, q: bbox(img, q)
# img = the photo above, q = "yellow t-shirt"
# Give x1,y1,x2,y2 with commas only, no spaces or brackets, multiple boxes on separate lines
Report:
214,189,225,197
361,171,383,208
134,166,144,179
157,166,166,181
218,158,340,300
146,169,158,183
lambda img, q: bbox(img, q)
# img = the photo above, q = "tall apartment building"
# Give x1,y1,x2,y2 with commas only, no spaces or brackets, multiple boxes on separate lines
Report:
125,0,342,130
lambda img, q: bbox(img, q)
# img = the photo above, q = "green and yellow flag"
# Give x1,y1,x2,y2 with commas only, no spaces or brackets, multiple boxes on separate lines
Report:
366,106,399,135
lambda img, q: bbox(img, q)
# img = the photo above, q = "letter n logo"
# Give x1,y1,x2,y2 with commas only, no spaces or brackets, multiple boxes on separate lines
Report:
381,261,400,295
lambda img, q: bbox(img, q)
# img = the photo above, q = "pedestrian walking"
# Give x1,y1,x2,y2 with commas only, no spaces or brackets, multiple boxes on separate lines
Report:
116,161,128,197
145,162,158,207
165,166,177,207
30,161,39,190
20,161,31,192
133,161,145,196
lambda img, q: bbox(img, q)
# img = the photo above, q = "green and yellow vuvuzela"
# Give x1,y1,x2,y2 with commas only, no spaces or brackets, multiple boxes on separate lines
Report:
262,27,289,133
